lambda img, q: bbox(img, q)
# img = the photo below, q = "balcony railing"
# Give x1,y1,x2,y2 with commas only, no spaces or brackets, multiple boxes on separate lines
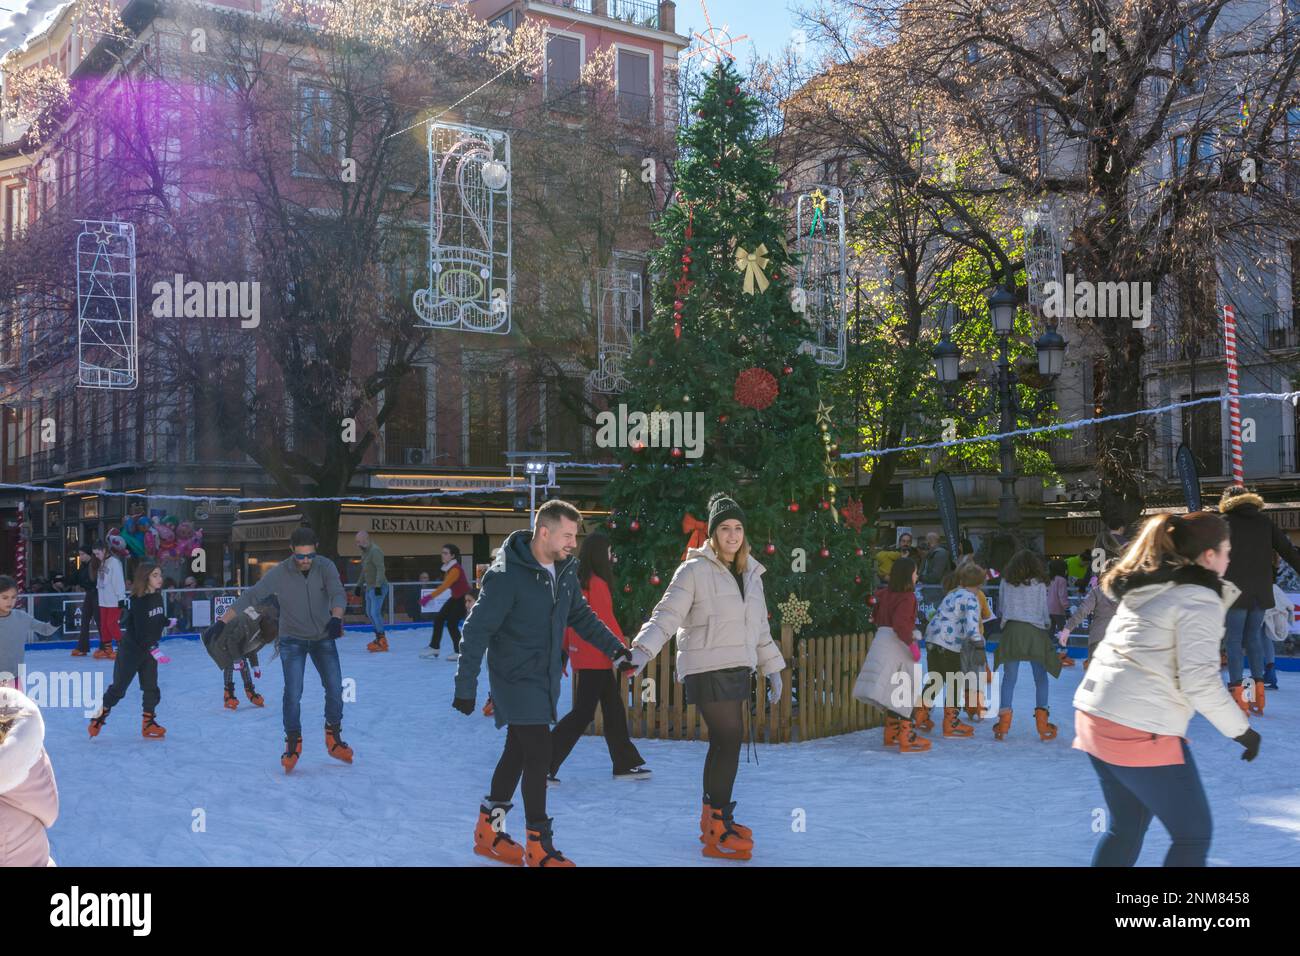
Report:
1147,328,1224,367
560,0,662,29
1048,424,1098,468
1265,314,1300,351
1281,435,1300,475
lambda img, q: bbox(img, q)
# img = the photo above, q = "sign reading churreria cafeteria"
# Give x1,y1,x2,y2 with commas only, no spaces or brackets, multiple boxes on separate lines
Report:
370,474,525,491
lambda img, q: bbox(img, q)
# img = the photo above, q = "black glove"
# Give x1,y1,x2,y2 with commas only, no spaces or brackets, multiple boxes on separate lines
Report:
373,587,382,598
609,644,633,669
452,697,475,716
1235,728,1260,762
326,617,343,639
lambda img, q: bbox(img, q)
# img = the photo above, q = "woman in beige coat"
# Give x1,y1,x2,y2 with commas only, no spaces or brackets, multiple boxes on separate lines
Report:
0,686,59,866
1073,512,1260,866
629,493,786,861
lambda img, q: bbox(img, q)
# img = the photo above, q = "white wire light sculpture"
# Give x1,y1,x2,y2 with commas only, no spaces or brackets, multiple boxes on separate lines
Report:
413,121,512,334
1023,204,1063,314
586,265,643,394
76,220,138,390
794,184,847,370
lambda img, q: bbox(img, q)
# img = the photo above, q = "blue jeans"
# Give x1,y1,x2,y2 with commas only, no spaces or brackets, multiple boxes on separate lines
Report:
364,584,390,635
1088,741,1212,866
280,637,343,735
999,660,1048,709
1224,607,1266,684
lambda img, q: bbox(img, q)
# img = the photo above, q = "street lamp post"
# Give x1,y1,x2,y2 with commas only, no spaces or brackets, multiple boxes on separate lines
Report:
931,285,1065,534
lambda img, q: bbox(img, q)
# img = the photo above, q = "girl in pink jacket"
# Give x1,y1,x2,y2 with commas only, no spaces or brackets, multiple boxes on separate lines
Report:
0,686,59,866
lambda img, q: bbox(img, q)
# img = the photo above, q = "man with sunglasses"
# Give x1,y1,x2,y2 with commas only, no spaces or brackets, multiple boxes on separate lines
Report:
210,526,349,772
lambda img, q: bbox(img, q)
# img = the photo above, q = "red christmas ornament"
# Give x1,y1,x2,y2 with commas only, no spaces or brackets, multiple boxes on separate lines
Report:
681,254,692,265
764,542,776,555
648,358,655,367
733,367,779,410
726,98,733,106
650,573,662,586
605,520,614,529
819,500,830,511
854,547,864,557
819,547,830,558
630,520,640,532
783,365,793,375
624,584,633,593
673,299,684,310
631,440,646,453
670,447,684,459
788,501,800,513
734,85,741,93
718,414,729,424
866,594,877,606
854,575,862,584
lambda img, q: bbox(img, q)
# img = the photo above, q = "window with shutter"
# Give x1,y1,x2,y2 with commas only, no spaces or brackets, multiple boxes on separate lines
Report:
617,48,651,124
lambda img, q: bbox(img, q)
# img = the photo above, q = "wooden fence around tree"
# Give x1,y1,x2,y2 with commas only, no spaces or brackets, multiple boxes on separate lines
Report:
579,626,885,743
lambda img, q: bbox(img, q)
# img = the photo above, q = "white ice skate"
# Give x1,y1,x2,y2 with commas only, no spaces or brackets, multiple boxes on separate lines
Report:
420,648,440,659
446,652,461,662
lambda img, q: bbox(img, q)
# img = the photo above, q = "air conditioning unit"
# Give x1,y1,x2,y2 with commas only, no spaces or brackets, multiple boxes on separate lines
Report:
404,447,427,465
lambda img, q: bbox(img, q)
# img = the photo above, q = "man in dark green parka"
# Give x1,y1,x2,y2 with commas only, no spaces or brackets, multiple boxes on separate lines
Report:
453,500,631,867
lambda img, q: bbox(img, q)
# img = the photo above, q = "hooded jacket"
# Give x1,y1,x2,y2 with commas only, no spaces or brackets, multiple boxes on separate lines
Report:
455,530,625,728
0,687,58,867
1073,563,1249,740
1219,491,1300,610
631,541,786,680
203,597,280,670
228,555,346,640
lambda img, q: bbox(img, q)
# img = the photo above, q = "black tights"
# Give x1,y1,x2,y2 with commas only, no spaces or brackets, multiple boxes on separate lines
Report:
489,724,552,825
699,700,744,807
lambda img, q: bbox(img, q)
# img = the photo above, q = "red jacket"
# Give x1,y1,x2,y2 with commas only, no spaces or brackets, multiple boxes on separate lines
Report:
872,588,918,643
564,575,627,670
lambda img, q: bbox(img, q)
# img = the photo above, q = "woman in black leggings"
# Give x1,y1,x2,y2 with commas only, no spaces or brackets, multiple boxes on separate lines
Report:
549,532,648,782
627,493,787,861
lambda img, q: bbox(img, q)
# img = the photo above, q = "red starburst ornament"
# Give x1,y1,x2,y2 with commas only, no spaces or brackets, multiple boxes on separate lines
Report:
733,367,779,410
840,497,866,533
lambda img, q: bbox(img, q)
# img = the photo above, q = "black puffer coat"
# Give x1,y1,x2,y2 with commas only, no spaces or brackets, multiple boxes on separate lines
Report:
1220,492,1300,610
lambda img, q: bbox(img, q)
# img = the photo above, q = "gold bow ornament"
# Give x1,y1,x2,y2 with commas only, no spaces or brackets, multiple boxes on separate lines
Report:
734,243,770,295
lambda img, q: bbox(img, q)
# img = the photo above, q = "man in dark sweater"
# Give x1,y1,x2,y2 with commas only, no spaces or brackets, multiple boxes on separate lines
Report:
211,526,348,772
1219,486,1300,714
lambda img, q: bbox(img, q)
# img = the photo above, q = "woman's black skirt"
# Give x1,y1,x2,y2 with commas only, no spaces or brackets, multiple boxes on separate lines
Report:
683,666,751,705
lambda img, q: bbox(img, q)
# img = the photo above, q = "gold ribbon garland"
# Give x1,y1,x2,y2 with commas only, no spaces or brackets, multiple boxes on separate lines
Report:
735,243,770,295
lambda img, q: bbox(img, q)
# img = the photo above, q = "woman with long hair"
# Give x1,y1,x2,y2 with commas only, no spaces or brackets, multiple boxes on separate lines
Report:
88,562,168,740
548,531,649,783
92,541,126,661
1074,512,1260,866
628,493,786,861
994,549,1060,741
419,544,471,660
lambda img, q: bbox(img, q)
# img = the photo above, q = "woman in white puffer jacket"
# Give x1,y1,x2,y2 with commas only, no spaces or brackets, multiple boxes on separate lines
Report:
0,686,59,866
629,493,786,862
1073,512,1260,867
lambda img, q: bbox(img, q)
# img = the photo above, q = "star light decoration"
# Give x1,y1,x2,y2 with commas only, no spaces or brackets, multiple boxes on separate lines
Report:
777,592,812,634
680,0,749,68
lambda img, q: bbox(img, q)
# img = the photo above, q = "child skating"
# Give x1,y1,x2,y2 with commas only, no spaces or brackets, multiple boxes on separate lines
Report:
0,576,60,691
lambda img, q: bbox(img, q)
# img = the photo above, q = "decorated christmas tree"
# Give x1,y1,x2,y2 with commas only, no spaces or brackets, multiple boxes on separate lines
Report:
603,60,872,639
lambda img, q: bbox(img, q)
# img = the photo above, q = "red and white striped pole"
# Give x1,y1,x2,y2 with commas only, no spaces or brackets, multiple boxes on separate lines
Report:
14,501,25,592
1224,304,1245,486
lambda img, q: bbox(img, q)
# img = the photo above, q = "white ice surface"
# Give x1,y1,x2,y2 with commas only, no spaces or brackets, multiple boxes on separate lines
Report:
31,630,1300,866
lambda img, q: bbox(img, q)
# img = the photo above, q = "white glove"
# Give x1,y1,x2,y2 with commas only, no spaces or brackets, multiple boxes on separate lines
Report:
628,647,652,677
766,671,783,703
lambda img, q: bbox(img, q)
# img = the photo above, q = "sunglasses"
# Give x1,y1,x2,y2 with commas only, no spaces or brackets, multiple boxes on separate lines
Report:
291,552,316,562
